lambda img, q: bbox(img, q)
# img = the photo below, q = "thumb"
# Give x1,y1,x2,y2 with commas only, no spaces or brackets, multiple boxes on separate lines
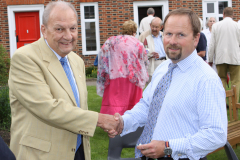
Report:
113,113,120,120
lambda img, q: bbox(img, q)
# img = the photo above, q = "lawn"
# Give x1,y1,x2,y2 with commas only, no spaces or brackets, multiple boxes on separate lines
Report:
87,85,240,160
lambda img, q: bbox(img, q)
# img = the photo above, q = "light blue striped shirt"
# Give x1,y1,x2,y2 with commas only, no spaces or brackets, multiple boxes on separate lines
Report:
121,50,227,160
153,32,166,58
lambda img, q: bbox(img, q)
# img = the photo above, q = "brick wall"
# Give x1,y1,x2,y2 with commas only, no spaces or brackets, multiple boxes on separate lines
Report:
0,0,10,57
1,0,239,68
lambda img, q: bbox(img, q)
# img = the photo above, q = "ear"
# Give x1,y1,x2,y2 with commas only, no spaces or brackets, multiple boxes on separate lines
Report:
193,33,200,47
41,24,47,39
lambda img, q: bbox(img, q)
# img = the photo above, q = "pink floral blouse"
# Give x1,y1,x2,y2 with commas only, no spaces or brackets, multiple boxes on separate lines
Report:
97,35,149,96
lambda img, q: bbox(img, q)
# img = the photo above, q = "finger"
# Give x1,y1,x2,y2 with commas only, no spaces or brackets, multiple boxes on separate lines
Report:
113,113,120,120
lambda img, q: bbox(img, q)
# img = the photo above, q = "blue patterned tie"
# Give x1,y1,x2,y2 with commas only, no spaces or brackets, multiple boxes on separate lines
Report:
60,57,81,151
135,63,177,158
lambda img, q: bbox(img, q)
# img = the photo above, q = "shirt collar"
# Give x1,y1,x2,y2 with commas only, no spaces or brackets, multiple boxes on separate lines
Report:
151,31,162,38
173,49,198,72
224,17,232,20
44,39,68,61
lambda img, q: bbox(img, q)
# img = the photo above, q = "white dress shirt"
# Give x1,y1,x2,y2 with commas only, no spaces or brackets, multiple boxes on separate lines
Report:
121,50,227,160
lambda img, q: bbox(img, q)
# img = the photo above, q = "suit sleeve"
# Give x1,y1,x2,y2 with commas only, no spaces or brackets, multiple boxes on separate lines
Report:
8,52,98,137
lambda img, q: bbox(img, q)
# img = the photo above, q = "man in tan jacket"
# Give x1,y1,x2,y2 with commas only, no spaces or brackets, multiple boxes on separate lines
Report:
208,7,240,102
8,1,122,160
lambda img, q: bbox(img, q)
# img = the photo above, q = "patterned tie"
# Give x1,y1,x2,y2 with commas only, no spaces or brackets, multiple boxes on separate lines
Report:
60,57,81,151
135,63,177,158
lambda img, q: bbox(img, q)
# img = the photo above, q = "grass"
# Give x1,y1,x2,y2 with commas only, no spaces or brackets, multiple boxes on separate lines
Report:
87,85,240,160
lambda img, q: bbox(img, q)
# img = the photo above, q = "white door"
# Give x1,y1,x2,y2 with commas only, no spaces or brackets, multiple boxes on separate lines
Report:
202,0,231,29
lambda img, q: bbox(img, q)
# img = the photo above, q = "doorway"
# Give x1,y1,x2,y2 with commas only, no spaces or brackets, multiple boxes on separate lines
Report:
138,7,163,26
15,12,40,48
133,1,169,38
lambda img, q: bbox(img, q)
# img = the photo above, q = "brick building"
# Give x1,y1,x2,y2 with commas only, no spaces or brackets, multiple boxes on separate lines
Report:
0,0,239,67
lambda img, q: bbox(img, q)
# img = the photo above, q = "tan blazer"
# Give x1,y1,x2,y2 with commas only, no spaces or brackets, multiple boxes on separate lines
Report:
208,17,240,65
8,37,98,160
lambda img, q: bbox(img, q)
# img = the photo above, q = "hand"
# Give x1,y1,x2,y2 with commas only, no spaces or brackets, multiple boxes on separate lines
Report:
97,113,123,137
136,140,165,159
208,62,213,66
152,52,160,59
107,113,124,138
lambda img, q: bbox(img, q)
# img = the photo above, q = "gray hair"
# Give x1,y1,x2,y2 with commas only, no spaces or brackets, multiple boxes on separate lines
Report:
42,1,78,27
147,8,155,15
205,17,217,28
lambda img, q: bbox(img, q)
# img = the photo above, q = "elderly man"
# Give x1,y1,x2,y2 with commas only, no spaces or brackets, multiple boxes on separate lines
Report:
110,8,227,160
8,1,121,160
208,7,240,102
143,17,166,78
139,8,155,34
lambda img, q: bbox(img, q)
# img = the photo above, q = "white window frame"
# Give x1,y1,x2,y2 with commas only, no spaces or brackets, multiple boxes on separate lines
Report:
7,5,44,57
202,0,232,30
133,0,169,39
80,2,100,55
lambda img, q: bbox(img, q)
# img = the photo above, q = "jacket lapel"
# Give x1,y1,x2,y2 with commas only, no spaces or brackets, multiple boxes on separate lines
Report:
39,38,77,107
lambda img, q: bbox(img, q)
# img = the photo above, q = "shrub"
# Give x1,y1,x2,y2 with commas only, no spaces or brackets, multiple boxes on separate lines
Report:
91,68,97,78
0,86,11,130
0,44,10,85
86,66,97,78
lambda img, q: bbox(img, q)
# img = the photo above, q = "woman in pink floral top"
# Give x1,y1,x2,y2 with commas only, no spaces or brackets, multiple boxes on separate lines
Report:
97,20,149,115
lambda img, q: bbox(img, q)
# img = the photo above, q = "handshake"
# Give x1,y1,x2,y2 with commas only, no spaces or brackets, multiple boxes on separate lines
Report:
97,113,124,138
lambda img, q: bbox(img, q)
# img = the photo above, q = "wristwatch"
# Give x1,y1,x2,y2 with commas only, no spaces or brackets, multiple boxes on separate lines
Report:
164,141,172,157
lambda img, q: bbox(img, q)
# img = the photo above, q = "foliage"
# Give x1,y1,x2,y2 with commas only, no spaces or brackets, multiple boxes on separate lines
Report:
86,66,97,78
0,86,11,130
0,44,10,85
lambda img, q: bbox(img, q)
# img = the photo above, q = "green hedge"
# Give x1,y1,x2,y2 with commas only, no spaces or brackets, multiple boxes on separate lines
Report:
0,86,11,130
0,44,10,85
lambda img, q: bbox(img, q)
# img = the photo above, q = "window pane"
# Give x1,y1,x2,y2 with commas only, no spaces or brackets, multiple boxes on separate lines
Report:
219,17,223,21
207,3,214,13
85,22,96,51
84,6,95,19
218,1,228,14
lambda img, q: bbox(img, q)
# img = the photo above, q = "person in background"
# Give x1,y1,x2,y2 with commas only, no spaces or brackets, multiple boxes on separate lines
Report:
94,55,98,66
143,17,166,79
139,8,155,34
209,7,240,103
8,1,121,160
0,136,15,160
108,8,227,160
196,32,207,61
97,20,149,115
202,17,217,71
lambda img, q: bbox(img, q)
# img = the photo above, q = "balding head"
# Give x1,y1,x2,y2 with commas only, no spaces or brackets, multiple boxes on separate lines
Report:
150,17,163,37
43,1,78,27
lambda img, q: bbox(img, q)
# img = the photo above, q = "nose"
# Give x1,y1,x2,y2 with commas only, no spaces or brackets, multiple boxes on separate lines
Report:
169,35,178,45
63,29,73,40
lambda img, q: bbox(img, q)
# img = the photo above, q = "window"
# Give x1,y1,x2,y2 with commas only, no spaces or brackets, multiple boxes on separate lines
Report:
80,3,100,55
202,0,231,29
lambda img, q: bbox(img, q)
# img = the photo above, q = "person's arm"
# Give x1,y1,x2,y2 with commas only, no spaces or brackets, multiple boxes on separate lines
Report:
196,33,207,58
208,26,216,63
168,78,227,159
139,19,144,34
120,84,153,136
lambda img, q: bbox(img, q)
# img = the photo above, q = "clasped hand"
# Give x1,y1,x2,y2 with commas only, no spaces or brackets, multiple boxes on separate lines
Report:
97,113,123,138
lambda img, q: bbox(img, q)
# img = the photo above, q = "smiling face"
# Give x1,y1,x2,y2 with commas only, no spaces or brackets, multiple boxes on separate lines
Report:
163,15,200,63
41,5,78,57
150,18,163,37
